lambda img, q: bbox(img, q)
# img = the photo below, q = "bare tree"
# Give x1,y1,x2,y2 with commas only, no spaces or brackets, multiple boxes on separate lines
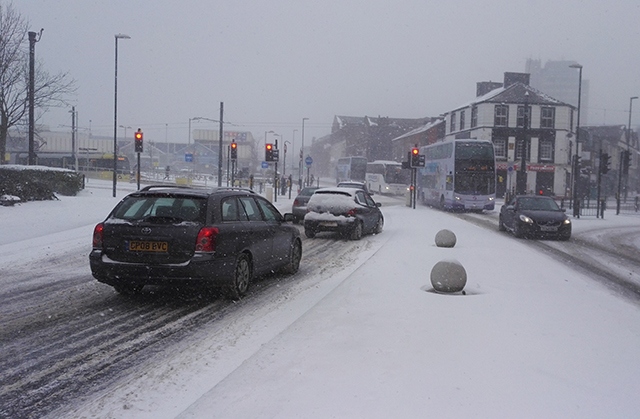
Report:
0,2,75,163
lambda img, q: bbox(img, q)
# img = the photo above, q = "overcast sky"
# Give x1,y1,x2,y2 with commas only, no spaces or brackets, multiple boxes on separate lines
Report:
13,0,640,146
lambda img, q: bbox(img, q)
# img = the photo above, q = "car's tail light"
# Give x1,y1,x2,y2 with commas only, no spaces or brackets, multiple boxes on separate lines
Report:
346,208,357,217
195,227,219,252
92,223,104,248
293,199,301,206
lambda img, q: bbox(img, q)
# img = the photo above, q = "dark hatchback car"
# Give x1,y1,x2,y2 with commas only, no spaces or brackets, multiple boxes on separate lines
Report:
90,186,302,299
291,186,321,223
499,195,571,240
304,187,383,240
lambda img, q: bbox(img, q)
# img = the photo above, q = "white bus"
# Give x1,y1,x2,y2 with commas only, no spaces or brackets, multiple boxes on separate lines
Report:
417,139,496,211
335,156,368,183
365,160,411,195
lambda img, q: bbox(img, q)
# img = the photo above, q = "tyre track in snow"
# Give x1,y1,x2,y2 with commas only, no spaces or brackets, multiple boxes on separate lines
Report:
452,212,640,302
0,230,363,419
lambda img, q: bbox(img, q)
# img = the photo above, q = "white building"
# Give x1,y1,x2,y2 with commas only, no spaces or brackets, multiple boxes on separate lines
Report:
442,72,576,198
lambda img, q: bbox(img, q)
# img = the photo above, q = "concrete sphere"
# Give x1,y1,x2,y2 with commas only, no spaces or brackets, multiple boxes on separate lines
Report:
430,259,467,293
435,229,457,248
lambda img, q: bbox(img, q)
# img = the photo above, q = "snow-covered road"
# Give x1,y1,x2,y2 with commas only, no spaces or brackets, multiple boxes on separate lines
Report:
2,180,640,418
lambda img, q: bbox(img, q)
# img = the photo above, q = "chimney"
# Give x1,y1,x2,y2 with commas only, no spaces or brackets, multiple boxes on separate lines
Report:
476,81,503,97
503,72,530,88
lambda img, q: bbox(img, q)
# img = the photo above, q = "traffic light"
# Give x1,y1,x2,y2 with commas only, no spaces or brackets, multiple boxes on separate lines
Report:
134,129,143,153
230,142,237,160
600,152,611,174
265,143,274,161
410,147,424,168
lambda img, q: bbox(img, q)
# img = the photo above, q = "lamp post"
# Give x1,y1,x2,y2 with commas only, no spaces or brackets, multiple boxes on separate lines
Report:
569,63,583,217
283,140,291,176
191,116,223,183
517,91,530,195
301,118,309,187
113,33,130,197
292,129,298,175
624,96,638,200
119,125,131,140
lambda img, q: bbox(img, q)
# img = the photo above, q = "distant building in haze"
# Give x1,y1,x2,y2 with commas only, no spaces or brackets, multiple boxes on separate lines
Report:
525,58,590,125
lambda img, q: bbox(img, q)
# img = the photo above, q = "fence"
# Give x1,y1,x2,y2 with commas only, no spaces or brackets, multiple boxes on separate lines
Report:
563,196,640,217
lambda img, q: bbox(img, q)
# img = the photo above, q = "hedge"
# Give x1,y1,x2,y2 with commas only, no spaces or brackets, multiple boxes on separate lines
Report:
0,165,84,201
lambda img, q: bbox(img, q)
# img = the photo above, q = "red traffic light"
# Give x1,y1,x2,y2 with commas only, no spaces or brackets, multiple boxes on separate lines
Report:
266,143,273,150
411,147,419,155
231,142,237,149
134,129,143,152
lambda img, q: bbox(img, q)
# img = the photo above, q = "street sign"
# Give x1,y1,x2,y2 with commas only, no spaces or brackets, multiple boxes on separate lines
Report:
261,161,269,169
305,156,313,166
185,153,193,162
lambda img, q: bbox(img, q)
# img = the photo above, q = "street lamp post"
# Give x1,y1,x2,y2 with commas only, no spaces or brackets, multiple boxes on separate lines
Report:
569,63,583,217
292,129,298,175
624,96,638,200
283,140,291,176
191,116,223,185
113,33,130,197
517,92,530,195
301,118,309,187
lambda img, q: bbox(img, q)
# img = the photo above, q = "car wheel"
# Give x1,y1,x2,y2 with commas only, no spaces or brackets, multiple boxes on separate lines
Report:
374,216,384,234
304,228,316,238
498,215,506,231
281,239,302,274
113,284,143,295
227,253,251,300
350,220,363,240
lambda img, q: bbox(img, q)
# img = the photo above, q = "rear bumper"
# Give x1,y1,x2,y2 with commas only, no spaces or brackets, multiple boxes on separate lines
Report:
304,218,355,234
89,249,236,287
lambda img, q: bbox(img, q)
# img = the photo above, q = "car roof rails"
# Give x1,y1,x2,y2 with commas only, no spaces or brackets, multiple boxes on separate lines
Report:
210,186,256,194
139,185,195,192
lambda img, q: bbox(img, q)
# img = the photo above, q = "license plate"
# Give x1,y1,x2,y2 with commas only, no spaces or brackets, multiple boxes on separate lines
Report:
319,221,338,227
128,240,168,252
540,226,558,232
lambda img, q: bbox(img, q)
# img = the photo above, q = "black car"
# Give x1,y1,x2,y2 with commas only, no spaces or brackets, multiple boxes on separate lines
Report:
304,187,383,240
499,195,571,240
291,186,321,223
90,185,302,299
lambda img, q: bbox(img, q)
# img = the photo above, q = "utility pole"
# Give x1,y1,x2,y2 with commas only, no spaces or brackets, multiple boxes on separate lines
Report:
28,30,43,165
70,106,77,170
218,102,224,187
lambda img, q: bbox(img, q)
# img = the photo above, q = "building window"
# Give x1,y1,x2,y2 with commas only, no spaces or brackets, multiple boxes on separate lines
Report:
517,105,531,128
493,138,507,159
471,106,478,128
539,139,553,161
460,110,465,130
494,105,508,127
450,112,456,132
515,138,529,160
541,107,555,128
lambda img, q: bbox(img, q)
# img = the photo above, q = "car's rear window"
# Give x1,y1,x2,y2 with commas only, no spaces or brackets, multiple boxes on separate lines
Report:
308,191,356,212
300,187,319,196
112,195,206,222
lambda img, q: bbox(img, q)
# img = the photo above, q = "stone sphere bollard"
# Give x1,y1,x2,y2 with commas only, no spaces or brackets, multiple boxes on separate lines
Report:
430,259,467,293
435,229,456,248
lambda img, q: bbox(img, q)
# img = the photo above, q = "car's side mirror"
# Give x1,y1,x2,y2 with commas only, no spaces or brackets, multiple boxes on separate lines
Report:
283,213,294,222
506,205,515,211
376,202,382,207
